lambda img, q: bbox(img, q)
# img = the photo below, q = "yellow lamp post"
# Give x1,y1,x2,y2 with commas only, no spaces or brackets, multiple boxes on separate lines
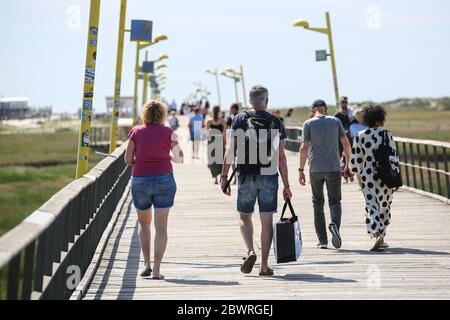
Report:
205,69,222,107
141,52,150,106
131,33,168,128
293,12,340,109
220,70,240,104
222,66,247,107
109,0,128,154
76,0,101,179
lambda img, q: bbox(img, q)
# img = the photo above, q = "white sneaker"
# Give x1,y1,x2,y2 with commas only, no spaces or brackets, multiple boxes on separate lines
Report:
316,243,328,249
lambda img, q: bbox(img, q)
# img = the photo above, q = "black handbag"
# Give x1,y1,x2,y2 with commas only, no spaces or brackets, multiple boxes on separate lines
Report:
373,130,403,188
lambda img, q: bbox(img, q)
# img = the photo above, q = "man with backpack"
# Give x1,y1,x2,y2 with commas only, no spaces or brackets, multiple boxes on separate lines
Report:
220,85,291,276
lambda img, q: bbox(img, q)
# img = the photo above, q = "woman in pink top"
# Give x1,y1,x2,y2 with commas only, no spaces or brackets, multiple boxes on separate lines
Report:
125,100,184,279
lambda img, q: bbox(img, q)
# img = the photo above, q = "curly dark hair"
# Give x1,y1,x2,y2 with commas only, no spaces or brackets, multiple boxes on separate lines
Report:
362,104,387,127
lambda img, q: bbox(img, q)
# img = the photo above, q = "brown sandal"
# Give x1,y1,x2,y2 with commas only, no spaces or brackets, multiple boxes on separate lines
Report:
370,236,384,252
259,267,274,276
240,254,257,274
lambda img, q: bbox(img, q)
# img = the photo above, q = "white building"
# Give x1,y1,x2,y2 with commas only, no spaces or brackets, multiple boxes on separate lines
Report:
0,97,29,120
105,96,134,118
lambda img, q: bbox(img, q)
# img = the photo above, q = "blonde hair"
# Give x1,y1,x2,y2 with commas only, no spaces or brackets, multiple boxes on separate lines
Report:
141,100,167,125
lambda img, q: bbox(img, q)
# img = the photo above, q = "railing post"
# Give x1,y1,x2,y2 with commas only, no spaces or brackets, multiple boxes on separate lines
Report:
424,144,434,194
409,143,417,189
416,144,425,191
402,142,410,187
7,254,21,300
443,147,450,199
432,146,443,196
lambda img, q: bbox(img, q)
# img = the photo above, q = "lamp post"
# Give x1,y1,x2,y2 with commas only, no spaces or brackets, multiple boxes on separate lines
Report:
221,66,247,107
206,69,222,107
108,0,127,154
141,51,150,105
131,31,168,129
76,0,101,179
293,12,340,109
220,71,240,104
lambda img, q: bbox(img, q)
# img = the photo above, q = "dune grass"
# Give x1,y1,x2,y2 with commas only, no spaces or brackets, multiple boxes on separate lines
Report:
0,129,103,237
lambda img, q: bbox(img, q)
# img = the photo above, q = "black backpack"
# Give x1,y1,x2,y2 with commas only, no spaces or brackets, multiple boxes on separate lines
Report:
373,130,403,188
236,111,277,175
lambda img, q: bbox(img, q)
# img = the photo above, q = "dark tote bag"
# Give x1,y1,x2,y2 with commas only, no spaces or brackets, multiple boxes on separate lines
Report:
373,130,403,189
273,199,302,264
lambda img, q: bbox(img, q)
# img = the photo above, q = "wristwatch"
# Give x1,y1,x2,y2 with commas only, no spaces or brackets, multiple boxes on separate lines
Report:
298,168,304,172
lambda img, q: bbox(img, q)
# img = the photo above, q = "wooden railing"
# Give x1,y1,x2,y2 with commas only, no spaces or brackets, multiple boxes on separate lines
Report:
90,126,131,147
0,143,131,300
284,127,450,201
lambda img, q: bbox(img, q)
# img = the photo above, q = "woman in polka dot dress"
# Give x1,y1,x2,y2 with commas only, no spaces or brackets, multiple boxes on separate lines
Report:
349,105,400,252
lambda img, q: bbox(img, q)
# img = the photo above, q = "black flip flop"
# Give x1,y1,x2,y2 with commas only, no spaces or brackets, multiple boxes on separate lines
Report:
259,267,274,276
240,254,257,274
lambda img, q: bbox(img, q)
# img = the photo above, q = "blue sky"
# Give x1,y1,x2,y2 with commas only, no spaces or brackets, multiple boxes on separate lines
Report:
0,0,449,113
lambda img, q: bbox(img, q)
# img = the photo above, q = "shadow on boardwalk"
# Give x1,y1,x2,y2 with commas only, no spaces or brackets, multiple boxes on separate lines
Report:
337,248,450,256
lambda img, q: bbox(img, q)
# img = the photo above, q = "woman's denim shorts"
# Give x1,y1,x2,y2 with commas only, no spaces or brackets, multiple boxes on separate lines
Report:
131,173,177,212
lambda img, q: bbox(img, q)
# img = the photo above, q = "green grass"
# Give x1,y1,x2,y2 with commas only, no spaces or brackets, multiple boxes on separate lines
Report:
0,130,80,166
286,107,450,142
0,127,104,237
0,165,75,236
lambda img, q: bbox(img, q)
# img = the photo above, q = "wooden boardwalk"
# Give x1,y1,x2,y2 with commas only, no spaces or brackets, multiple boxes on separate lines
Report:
83,120,450,300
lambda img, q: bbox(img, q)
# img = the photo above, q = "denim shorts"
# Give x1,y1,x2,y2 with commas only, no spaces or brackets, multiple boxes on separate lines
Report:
131,173,177,211
237,173,279,215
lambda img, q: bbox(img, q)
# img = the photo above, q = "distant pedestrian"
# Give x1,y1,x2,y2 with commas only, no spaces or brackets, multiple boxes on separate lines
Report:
349,107,367,141
189,106,204,159
298,99,352,249
274,110,284,124
221,85,291,276
225,103,240,128
285,108,294,125
225,103,240,184
349,104,400,252
125,100,184,279
206,106,227,184
335,96,353,183
168,110,179,131
349,107,367,188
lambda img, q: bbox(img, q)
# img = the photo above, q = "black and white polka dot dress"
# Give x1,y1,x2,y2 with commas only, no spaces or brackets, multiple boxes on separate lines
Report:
349,128,398,239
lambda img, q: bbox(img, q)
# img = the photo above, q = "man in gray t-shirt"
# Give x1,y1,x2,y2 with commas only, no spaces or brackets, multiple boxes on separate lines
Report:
298,99,352,250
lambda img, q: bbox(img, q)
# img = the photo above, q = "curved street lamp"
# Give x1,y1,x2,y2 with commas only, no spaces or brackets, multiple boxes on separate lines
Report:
292,12,340,109
221,66,247,107
206,69,222,106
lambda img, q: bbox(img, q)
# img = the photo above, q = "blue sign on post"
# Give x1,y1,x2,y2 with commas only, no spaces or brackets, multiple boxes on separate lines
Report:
316,50,328,62
142,61,155,73
130,20,153,42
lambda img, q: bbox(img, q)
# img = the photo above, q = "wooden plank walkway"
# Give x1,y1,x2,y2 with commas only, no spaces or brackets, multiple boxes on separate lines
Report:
83,119,450,300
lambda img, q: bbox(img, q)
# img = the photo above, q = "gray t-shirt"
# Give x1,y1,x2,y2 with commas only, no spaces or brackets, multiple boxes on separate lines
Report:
302,115,346,173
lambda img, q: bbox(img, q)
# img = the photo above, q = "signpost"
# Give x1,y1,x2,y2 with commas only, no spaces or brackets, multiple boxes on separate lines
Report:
131,20,154,127
109,0,127,153
76,0,101,179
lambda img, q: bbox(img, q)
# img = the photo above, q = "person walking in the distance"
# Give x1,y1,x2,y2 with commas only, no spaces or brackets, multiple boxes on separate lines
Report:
188,106,204,159
298,99,352,249
125,100,184,279
349,104,400,252
206,106,227,184
221,85,292,276
335,96,353,183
